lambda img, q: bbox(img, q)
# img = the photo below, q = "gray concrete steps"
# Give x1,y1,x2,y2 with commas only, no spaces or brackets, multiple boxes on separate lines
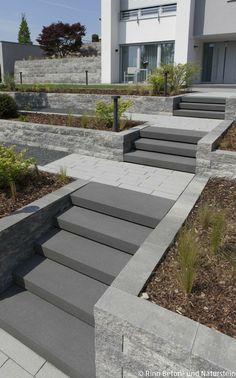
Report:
173,109,225,119
135,138,197,158
179,102,225,112
13,255,108,326
182,96,226,104
140,126,206,144
71,182,174,228
57,206,152,254
124,150,196,173
36,229,131,285
0,286,95,378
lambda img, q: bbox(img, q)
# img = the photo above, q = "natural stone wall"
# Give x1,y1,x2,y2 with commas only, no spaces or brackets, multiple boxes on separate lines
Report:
0,120,143,161
14,56,101,84
0,180,87,294
4,91,181,115
225,98,236,120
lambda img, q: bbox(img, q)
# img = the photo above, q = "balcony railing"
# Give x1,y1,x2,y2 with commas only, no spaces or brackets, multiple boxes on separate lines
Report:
121,3,177,21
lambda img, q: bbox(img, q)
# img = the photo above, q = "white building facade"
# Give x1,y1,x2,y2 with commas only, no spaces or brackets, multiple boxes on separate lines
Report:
101,0,236,84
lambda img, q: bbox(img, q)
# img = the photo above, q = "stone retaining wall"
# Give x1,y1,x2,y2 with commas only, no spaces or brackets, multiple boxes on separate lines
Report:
0,120,144,161
225,98,236,120
94,176,236,376
14,56,101,84
0,179,87,294
3,91,181,115
196,120,236,179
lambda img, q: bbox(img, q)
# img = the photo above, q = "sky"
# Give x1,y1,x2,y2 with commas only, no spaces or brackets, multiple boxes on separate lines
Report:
0,0,101,44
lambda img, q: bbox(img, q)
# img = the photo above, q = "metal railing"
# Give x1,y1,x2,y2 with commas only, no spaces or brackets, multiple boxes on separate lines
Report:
121,3,177,21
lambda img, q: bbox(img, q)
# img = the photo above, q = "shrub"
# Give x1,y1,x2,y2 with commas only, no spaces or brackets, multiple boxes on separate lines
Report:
0,94,18,118
95,99,133,129
210,211,227,254
0,145,35,200
198,202,215,229
92,34,99,42
148,63,199,95
177,228,199,294
4,74,16,91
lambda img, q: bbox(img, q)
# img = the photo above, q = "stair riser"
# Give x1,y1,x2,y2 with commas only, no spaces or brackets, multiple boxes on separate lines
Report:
173,110,225,120
124,156,196,174
140,131,202,144
13,273,95,326
36,244,115,285
56,219,138,254
179,103,225,112
134,142,197,158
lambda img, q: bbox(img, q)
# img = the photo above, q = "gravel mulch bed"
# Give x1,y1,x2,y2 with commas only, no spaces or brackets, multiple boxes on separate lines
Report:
0,172,73,219
144,178,236,338
11,112,142,131
219,122,236,151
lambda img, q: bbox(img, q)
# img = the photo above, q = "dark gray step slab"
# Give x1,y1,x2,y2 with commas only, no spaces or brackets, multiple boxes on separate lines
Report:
140,126,206,144
71,182,174,228
173,109,225,119
182,96,226,104
135,138,197,158
124,150,196,173
57,206,152,254
36,229,130,285
14,255,107,326
0,286,95,378
179,102,225,112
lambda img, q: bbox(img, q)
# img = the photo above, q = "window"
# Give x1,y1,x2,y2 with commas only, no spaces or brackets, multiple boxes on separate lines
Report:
121,3,177,21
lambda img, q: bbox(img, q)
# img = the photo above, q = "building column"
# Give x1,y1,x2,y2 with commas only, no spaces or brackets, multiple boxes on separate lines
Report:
101,0,120,83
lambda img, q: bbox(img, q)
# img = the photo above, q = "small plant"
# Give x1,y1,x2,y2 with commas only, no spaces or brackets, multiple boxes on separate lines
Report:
58,166,69,184
19,114,29,122
4,74,16,91
0,94,18,118
198,202,215,229
67,110,74,127
177,228,199,295
80,114,90,129
0,145,35,200
95,99,133,129
210,211,227,254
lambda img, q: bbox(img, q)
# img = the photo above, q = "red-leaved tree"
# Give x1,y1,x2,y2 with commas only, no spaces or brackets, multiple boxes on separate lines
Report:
37,21,86,57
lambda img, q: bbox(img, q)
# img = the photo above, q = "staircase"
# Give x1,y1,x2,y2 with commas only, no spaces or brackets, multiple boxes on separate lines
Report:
173,96,226,119
0,182,174,378
124,126,206,174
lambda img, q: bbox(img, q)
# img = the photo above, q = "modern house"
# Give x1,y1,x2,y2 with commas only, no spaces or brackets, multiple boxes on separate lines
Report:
101,0,236,84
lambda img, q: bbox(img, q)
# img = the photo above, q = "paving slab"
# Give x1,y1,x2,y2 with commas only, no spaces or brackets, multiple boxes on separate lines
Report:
0,351,8,368
0,359,33,378
36,362,69,378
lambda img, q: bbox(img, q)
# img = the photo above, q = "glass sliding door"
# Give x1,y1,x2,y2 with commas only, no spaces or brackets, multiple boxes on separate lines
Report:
161,43,175,65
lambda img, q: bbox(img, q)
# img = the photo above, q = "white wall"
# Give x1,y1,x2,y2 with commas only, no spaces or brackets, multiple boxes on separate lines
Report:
101,0,120,83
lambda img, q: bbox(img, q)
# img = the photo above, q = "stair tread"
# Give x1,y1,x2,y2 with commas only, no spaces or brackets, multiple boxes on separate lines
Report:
36,229,130,285
14,255,108,326
71,182,174,228
179,102,225,111
135,138,197,157
140,126,206,143
173,109,225,119
0,286,95,378
182,96,226,104
57,206,152,254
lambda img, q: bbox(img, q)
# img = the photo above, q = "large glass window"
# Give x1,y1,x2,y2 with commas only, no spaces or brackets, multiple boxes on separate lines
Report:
161,43,175,65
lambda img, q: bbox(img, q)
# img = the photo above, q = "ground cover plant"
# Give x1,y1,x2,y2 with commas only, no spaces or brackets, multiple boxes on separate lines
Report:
143,178,236,338
0,94,18,118
219,122,236,151
0,145,72,218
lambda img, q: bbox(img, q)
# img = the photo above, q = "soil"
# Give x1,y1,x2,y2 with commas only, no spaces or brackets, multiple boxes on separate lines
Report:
219,122,236,151
0,171,73,219
144,178,236,338
12,112,142,131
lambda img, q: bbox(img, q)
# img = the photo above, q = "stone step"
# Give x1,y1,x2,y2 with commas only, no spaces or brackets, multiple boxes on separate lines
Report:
140,126,206,144
13,255,108,326
0,286,95,378
173,109,225,119
124,150,196,173
36,229,130,285
135,138,197,158
57,206,152,254
179,102,225,112
181,96,226,104
71,182,174,228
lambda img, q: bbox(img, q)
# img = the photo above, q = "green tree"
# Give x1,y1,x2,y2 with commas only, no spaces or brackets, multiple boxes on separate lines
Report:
18,13,32,44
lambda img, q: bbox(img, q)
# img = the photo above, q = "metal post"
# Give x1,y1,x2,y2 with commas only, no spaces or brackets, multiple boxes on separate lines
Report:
85,70,88,86
112,96,120,132
20,72,23,85
164,70,168,97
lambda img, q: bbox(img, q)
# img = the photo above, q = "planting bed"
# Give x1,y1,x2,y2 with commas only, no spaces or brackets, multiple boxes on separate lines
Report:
11,112,141,131
0,171,73,219
219,122,236,151
144,178,236,338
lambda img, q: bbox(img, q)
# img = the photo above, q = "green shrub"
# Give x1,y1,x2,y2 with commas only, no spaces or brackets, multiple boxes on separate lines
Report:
95,99,133,128
210,211,227,254
0,94,18,118
177,228,199,294
198,202,215,229
148,63,199,95
0,145,35,200
4,74,16,91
